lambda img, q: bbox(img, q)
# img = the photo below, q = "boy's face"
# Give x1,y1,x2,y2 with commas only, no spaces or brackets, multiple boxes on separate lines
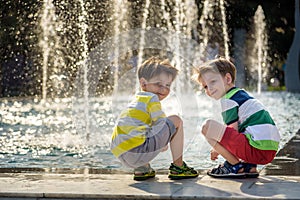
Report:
199,71,233,100
140,72,173,101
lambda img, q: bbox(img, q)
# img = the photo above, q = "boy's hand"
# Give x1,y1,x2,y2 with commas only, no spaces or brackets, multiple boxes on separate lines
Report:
210,149,219,160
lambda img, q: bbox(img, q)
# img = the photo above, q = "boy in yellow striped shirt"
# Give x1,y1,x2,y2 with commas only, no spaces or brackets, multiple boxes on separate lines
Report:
111,57,198,180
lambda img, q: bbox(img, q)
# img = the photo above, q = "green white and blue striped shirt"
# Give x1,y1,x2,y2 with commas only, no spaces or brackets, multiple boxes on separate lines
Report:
221,87,280,151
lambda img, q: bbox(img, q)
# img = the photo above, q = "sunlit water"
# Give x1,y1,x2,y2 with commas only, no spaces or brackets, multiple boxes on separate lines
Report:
0,91,299,172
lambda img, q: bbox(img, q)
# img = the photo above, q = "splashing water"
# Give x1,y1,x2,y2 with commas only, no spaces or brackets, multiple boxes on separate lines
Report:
1,1,298,173
0,92,299,171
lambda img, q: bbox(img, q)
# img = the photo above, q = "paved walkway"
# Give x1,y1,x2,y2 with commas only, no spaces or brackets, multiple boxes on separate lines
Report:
0,172,299,199
0,130,299,199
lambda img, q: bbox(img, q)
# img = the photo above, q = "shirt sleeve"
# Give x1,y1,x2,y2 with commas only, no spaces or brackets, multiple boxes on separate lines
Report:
221,98,239,125
147,95,166,124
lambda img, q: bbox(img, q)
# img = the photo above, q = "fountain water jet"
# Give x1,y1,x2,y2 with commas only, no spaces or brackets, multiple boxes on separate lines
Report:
40,0,67,100
136,0,151,80
198,0,230,60
78,0,90,140
220,0,230,60
40,0,55,100
248,5,269,94
112,0,129,89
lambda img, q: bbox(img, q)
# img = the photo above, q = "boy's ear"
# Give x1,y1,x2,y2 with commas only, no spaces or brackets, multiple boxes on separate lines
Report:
139,78,147,89
225,73,232,84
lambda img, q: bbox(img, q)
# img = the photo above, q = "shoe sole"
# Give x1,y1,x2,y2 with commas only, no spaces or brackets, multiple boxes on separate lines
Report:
133,174,155,181
207,172,259,179
168,174,199,180
245,172,259,178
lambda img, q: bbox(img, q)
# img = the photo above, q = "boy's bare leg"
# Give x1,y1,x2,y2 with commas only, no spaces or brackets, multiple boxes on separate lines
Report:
213,142,239,165
202,119,258,173
202,119,239,165
168,115,184,167
212,143,257,173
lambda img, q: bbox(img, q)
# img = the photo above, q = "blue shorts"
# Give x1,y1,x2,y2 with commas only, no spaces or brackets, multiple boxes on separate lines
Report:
118,118,176,168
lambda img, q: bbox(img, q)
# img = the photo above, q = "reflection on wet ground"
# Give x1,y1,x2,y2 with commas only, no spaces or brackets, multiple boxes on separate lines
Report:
263,129,300,176
0,129,299,176
0,167,130,174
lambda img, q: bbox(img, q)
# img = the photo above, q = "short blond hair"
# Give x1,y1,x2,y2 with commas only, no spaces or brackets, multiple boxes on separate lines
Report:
192,57,236,84
138,57,178,81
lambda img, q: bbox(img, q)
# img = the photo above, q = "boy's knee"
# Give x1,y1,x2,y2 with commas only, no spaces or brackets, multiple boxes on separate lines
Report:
167,115,182,128
201,119,226,141
201,119,215,136
201,120,208,136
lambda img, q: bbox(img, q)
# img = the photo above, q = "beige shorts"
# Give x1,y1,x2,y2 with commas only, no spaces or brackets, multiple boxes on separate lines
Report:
119,118,176,168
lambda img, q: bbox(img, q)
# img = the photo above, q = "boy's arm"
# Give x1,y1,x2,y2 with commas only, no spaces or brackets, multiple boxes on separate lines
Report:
148,96,166,124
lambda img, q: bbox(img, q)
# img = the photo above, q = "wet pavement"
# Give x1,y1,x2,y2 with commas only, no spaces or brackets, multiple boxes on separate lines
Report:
0,130,299,199
262,129,300,176
0,173,299,199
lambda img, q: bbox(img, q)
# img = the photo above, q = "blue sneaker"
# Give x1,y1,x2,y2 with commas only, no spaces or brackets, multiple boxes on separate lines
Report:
207,161,245,178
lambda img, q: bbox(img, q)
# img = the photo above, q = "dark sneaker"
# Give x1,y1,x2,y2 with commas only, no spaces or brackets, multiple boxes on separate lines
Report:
133,164,156,181
207,161,245,178
243,162,259,178
168,161,199,180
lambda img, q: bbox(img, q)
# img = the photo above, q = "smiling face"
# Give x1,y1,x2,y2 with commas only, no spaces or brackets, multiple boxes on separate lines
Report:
199,71,234,100
140,72,173,101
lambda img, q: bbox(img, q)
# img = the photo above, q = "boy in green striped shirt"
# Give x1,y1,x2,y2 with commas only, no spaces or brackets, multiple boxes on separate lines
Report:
192,57,280,178
111,57,198,180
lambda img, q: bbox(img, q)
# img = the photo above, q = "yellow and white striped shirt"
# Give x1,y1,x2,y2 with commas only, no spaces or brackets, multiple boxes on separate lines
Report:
111,92,166,158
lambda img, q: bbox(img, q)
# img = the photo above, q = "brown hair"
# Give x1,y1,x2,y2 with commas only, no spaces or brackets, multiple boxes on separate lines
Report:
138,57,178,81
192,57,236,84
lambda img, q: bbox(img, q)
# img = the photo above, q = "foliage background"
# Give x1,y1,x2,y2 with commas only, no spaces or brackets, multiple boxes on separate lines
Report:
0,0,295,97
